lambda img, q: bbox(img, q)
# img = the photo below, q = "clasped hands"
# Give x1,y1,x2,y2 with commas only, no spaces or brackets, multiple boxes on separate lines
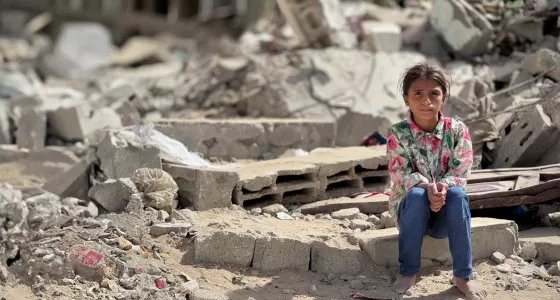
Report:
426,182,448,212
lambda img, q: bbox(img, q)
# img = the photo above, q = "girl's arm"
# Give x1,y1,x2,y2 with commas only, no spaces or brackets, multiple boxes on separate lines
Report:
438,122,473,189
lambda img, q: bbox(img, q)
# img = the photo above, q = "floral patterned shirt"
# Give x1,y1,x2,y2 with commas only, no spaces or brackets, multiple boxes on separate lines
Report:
386,112,473,216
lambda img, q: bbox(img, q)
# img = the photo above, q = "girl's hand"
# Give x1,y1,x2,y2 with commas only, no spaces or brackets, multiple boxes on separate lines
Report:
427,183,446,212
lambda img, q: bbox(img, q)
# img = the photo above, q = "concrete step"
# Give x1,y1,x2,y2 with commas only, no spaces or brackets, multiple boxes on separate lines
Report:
519,227,560,262
357,218,519,267
191,211,519,275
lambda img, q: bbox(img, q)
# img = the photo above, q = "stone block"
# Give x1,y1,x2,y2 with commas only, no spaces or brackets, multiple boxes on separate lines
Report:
88,178,138,213
0,145,28,163
194,231,256,267
97,130,162,179
521,49,560,82
15,107,46,150
358,218,519,267
310,238,371,274
252,236,311,271
299,194,389,215
48,104,122,141
519,227,560,262
163,163,239,211
361,21,402,53
491,104,559,168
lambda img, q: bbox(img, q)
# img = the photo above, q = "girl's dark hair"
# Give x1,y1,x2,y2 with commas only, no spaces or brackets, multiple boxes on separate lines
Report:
399,63,452,100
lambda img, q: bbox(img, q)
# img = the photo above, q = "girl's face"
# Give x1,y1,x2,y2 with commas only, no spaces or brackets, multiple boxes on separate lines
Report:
403,78,444,121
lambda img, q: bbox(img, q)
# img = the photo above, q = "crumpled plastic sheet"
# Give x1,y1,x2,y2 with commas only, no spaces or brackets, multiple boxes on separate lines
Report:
132,124,238,169
132,168,178,212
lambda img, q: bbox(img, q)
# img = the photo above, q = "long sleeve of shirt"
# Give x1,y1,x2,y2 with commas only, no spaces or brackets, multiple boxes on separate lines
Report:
387,128,429,216
438,122,473,189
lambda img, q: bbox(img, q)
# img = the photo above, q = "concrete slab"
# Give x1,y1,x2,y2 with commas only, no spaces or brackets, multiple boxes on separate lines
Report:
252,236,311,271
519,227,560,262
15,107,46,150
358,218,519,267
194,230,256,268
153,119,335,160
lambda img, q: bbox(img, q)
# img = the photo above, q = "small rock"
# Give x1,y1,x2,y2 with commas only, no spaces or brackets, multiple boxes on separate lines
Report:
491,252,506,264
519,243,538,260
0,266,8,281
350,279,364,290
380,211,397,228
548,261,560,276
536,266,550,279
261,204,288,215
158,210,170,222
509,255,525,264
515,264,537,277
276,212,294,220
281,289,293,294
434,270,442,276
496,264,513,273
250,270,259,276
368,215,381,225
85,201,99,218
42,253,55,262
332,208,361,220
250,208,262,215
150,222,192,237
154,278,166,289
118,236,133,250
350,219,371,230
310,284,317,292
181,280,199,294
504,258,518,266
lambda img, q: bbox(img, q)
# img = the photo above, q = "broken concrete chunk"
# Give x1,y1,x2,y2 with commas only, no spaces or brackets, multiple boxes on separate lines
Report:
262,204,288,215
521,49,560,82
430,0,492,57
491,252,506,264
331,208,361,220
181,280,200,295
25,192,62,230
150,222,192,237
335,111,392,146
42,150,95,200
51,22,113,78
0,183,28,230
131,168,178,212
0,145,28,163
542,212,560,227
48,104,123,141
519,243,538,261
96,130,162,179
170,209,198,226
361,21,402,53
380,211,397,229
15,107,46,150
508,17,544,42
350,219,371,230
88,178,138,213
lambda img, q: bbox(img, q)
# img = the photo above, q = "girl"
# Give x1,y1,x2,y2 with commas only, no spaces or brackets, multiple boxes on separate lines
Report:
387,64,486,299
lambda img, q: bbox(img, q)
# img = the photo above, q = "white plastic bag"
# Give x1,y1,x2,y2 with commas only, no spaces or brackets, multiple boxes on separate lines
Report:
132,124,238,169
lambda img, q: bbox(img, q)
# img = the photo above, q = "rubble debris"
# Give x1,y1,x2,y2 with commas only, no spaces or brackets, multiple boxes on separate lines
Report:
519,243,538,261
543,212,560,227
14,107,46,150
361,21,402,53
335,111,392,147
190,289,229,300
48,104,123,141
331,208,361,220
150,222,192,237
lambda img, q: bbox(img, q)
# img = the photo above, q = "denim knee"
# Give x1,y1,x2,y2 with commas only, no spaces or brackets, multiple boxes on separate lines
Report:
446,187,466,202
407,187,428,200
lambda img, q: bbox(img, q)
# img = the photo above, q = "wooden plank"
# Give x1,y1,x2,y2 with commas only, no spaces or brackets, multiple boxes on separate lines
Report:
469,187,560,210
514,174,541,190
465,180,516,195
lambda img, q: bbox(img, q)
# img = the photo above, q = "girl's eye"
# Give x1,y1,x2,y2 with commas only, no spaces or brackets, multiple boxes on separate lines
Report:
415,92,422,96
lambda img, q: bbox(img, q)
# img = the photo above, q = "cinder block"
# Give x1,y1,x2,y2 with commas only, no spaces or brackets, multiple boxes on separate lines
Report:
361,21,402,53
194,231,256,267
358,218,519,267
310,238,372,275
492,104,560,168
163,163,239,211
252,236,311,271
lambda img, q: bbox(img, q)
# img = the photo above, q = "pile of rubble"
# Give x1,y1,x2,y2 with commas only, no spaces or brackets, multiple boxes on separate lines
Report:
1,0,560,299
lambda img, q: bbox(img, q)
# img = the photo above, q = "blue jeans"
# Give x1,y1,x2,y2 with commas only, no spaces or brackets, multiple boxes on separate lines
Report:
397,187,472,278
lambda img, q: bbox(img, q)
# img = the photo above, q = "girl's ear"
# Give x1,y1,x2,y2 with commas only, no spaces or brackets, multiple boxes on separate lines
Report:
403,95,409,106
